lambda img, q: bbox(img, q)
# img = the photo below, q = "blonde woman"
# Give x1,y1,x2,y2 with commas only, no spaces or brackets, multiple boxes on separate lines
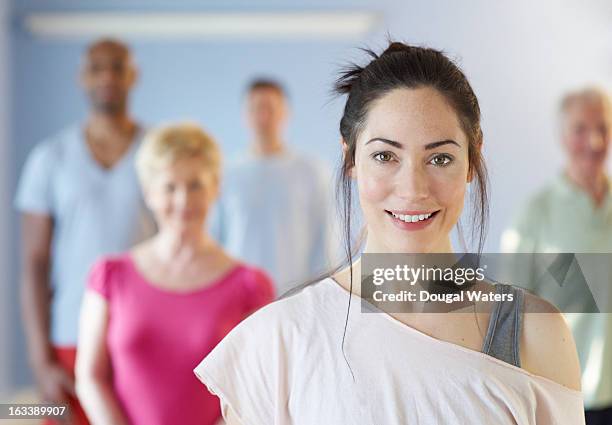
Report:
76,124,274,425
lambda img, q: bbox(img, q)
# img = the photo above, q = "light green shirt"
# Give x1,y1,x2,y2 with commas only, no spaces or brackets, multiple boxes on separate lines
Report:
501,172,612,409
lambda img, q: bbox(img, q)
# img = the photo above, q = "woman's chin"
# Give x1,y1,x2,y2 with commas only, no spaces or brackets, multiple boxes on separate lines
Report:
381,241,431,254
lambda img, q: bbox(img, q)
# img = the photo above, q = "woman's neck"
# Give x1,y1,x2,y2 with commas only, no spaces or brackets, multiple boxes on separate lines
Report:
362,236,453,254
334,236,454,295
151,228,214,264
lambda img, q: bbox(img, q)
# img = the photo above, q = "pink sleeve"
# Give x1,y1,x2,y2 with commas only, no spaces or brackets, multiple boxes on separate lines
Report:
86,258,114,299
243,268,275,314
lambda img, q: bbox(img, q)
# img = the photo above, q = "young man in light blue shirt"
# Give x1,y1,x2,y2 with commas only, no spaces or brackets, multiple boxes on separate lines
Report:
210,79,338,296
15,39,154,421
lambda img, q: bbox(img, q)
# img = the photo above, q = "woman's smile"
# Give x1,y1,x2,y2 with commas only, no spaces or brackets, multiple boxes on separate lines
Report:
385,209,441,231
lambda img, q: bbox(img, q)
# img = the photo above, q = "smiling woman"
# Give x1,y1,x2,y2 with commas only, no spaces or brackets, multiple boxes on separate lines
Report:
74,123,274,425
193,42,584,425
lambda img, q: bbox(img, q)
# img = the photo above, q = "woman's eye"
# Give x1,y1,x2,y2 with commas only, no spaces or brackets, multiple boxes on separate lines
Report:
373,152,394,163
429,154,453,167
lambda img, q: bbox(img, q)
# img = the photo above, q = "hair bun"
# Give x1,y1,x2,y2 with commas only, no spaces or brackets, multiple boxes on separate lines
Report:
381,42,412,56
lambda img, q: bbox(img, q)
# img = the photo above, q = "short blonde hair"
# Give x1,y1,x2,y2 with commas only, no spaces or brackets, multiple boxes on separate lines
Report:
135,123,222,185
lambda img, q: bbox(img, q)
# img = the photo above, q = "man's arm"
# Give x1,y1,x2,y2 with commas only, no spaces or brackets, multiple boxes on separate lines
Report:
20,212,74,404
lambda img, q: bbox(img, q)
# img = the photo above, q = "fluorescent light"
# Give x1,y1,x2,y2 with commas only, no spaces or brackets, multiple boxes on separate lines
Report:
24,12,381,40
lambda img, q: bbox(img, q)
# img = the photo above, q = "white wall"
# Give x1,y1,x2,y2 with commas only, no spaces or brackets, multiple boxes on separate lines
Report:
0,0,12,395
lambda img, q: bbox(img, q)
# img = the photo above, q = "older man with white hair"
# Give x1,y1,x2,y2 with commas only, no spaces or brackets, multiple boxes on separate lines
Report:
501,87,612,424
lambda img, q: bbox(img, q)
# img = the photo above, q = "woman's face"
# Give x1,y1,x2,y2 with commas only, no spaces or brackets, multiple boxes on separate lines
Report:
350,87,472,253
144,156,218,234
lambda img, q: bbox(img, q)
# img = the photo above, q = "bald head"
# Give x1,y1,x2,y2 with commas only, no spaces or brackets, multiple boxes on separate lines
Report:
80,38,137,114
86,38,131,61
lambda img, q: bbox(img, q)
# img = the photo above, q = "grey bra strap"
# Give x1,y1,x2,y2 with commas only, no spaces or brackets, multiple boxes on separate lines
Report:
481,284,524,368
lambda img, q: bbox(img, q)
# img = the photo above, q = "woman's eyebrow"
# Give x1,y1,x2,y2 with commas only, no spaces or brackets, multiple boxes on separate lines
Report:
424,140,460,150
365,138,403,148
365,138,460,150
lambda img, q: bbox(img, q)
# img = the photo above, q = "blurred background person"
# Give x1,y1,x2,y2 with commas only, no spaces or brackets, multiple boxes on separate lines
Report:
14,38,154,425
209,78,338,295
75,123,274,425
501,87,612,424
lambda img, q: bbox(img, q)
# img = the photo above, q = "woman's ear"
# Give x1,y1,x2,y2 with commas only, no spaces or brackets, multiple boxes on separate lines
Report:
142,184,154,211
340,137,348,157
340,138,356,179
467,166,474,183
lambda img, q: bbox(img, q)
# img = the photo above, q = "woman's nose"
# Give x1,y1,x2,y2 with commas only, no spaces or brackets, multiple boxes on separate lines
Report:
394,163,429,200
173,188,190,209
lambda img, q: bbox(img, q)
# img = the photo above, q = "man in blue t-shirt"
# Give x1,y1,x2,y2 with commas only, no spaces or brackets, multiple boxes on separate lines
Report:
15,38,154,423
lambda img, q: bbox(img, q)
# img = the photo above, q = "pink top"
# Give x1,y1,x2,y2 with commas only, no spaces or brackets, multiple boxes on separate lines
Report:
87,253,274,425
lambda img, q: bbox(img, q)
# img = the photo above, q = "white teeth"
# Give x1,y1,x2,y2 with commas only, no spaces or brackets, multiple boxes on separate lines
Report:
391,211,433,222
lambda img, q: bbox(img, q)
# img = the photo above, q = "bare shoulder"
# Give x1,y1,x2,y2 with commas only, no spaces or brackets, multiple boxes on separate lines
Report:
520,291,581,391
